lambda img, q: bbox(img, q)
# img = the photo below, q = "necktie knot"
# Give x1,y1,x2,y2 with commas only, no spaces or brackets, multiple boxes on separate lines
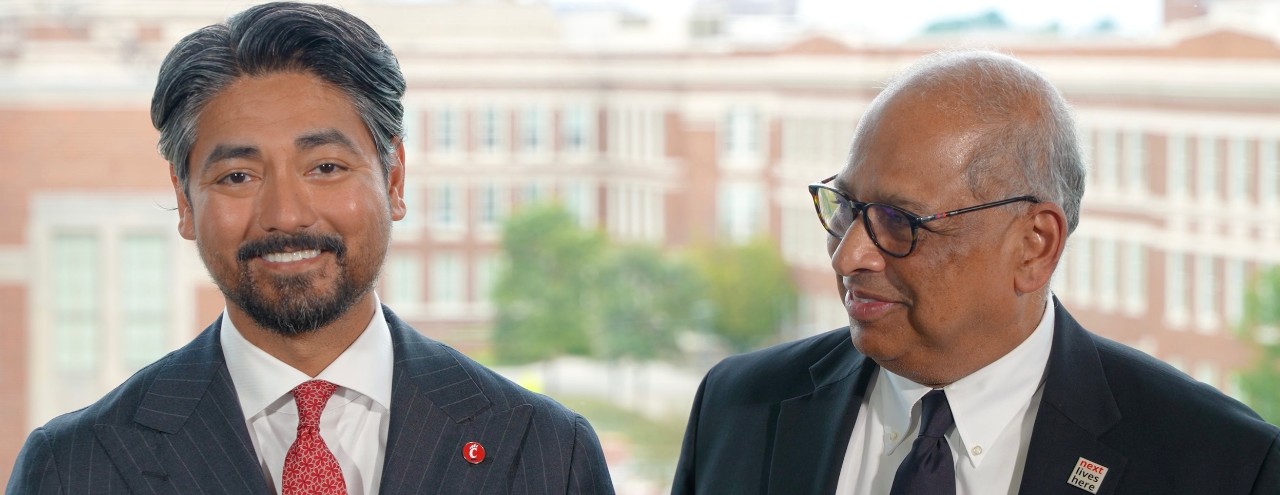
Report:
283,379,346,495
918,389,954,439
292,379,338,428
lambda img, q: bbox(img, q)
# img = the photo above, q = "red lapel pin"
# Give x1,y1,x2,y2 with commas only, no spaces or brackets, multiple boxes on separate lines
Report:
463,441,486,465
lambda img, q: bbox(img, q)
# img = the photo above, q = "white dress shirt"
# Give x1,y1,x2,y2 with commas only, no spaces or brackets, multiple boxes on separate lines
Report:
220,298,395,495
835,296,1055,495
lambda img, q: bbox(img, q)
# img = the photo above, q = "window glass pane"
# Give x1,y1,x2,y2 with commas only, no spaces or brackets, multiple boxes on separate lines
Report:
385,253,422,306
431,252,462,304
119,233,169,371
52,232,99,373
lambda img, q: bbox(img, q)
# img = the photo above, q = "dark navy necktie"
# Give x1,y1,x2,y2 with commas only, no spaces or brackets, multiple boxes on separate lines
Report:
890,389,956,495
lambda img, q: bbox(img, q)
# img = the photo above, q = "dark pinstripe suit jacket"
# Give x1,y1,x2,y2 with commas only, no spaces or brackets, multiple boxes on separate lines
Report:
7,306,615,494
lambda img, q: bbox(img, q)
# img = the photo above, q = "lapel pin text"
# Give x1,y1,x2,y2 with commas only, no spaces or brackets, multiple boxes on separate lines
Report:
463,441,486,465
1067,457,1109,494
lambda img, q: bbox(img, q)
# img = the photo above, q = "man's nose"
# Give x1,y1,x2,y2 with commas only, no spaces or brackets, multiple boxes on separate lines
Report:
256,174,318,234
830,217,886,276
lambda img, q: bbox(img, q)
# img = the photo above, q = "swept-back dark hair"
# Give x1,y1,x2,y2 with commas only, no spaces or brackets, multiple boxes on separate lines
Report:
151,1,405,195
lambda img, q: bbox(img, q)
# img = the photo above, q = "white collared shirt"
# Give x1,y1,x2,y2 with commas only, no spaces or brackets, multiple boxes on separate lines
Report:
835,296,1055,495
220,298,395,495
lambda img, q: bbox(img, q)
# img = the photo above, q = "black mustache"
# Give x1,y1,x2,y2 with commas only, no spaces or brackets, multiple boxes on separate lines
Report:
236,234,346,263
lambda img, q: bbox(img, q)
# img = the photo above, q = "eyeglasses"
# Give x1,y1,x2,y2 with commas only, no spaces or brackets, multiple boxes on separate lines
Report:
807,175,1039,258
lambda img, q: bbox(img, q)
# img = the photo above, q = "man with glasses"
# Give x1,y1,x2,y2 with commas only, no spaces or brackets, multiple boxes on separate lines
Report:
673,50,1279,494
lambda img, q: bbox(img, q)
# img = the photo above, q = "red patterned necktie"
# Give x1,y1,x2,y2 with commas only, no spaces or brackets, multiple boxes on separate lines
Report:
282,380,348,495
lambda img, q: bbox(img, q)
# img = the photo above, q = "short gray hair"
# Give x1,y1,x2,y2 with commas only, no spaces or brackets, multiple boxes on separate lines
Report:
855,50,1086,234
151,2,406,195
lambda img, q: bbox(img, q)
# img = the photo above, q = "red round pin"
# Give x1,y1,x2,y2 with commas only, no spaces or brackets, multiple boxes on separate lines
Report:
463,441,486,465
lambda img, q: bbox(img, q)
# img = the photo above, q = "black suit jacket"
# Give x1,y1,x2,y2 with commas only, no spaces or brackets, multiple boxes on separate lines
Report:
673,299,1280,494
7,306,614,494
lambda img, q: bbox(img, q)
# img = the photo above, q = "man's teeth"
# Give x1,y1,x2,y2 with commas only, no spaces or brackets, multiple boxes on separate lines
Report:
262,249,321,263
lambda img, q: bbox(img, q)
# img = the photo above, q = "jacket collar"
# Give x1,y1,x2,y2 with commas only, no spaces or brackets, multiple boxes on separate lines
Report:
768,331,876,495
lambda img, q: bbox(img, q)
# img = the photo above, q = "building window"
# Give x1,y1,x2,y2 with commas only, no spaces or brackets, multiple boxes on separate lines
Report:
476,183,506,230
1194,254,1218,332
520,105,548,153
1197,135,1218,200
384,253,423,307
473,253,499,304
722,106,761,160
1096,128,1118,190
1097,238,1118,311
1124,129,1146,192
476,106,506,154
432,107,461,153
717,181,763,244
516,182,546,209
562,104,593,153
608,107,663,161
52,232,99,373
430,252,464,305
1167,133,1188,197
1227,137,1250,202
119,233,169,371
1261,137,1278,206
1165,251,1187,327
562,181,597,228
1123,241,1146,315
1224,258,1244,326
432,183,462,231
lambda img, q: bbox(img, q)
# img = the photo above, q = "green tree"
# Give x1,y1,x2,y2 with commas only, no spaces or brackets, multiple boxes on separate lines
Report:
1238,267,1280,424
690,238,799,352
594,245,705,360
492,205,604,364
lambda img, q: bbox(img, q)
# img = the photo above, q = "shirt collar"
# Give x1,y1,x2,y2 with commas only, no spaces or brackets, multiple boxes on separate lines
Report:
877,295,1055,467
220,294,395,420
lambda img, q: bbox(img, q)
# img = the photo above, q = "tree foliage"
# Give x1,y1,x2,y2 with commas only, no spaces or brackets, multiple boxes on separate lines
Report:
491,205,706,364
492,205,604,364
690,238,798,353
1238,267,1280,424
594,245,705,360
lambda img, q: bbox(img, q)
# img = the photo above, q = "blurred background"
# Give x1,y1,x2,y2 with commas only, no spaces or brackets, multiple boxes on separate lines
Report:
2,0,1280,492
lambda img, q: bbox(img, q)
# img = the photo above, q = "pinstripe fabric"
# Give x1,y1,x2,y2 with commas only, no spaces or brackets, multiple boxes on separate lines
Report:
7,307,615,494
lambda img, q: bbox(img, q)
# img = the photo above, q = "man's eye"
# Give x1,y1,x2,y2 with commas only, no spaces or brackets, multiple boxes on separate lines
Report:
220,172,250,184
315,163,343,174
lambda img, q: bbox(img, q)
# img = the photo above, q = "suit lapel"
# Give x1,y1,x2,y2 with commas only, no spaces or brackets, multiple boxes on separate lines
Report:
94,318,270,494
768,334,875,495
1019,299,1128,495
378,307,533,494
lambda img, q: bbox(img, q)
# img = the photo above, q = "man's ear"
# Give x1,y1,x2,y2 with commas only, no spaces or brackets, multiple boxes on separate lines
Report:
1014,202,1067,295
171,166,196,241
387,137,407,221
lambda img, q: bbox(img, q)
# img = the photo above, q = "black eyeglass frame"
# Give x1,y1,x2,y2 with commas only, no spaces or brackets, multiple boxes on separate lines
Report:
807,174,1040,258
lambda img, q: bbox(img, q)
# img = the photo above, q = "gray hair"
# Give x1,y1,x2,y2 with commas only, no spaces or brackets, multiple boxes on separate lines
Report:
151,1,406,195
854,50,1086,234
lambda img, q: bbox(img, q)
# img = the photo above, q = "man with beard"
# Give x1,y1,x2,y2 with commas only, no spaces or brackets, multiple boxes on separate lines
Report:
672,51,1279,494
7,3,614,494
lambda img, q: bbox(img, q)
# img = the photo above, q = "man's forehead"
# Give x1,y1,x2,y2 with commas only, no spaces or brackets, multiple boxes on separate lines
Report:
832,164,935,213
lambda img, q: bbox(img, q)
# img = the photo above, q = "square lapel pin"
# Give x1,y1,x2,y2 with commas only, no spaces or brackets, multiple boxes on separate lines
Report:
1067,457,1109,494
